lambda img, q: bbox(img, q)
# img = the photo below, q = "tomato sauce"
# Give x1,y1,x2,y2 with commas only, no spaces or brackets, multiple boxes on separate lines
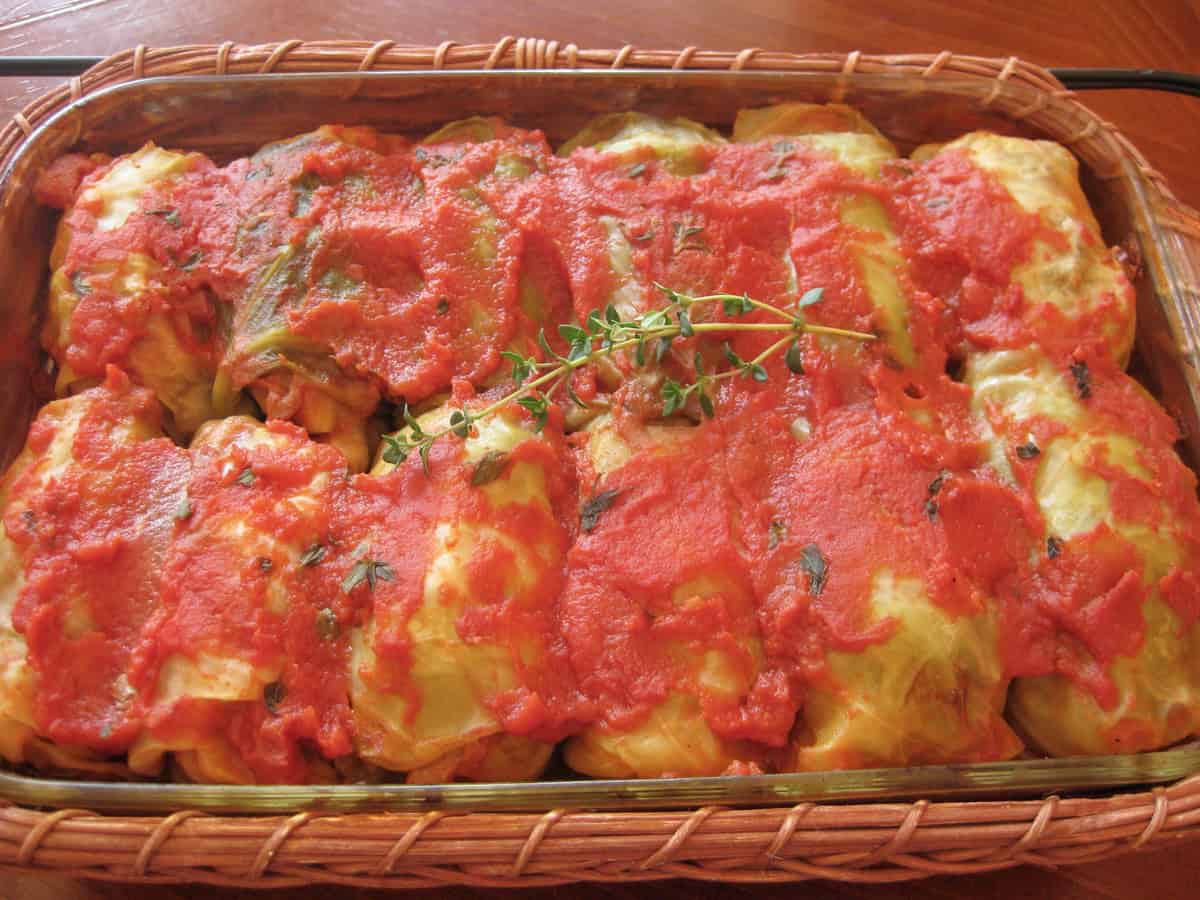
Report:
14,121,1200,776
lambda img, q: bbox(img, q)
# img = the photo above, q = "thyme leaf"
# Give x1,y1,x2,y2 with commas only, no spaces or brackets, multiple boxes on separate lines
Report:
785,341,805,374
373,284,872,477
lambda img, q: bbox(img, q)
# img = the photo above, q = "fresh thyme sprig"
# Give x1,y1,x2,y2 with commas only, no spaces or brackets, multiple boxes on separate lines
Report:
380,284,874,471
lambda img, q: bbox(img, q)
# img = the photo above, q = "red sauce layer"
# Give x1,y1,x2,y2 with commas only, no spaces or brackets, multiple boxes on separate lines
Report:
12,123,1196,777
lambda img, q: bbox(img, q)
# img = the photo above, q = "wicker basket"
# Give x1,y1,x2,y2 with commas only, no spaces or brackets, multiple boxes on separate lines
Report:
0,40,1199,889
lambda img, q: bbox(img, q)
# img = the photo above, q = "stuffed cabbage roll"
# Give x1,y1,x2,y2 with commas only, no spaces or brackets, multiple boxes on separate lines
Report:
215,126,408,469
129,416,351,784
715,368,1021,771
553,112,730,328
562,411,773,778
732,103,918,367
340,402,574,782
966,348,1200,755
38,144,225,436
909,133,1135,363
219,120,567,468
0,369,187,770
558,112,726,175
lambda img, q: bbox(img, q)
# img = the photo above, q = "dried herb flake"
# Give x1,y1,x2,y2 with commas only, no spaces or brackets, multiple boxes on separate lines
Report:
672,220,706,255
147,207,182,228
263,681,286,714
315,608,340,641
342,558,396,594
768,519,787,551
580,489,620,533
1016,441,1041,460
800,543,829,596
299,544,327,567
1069,360,1092,400
471,450,510,487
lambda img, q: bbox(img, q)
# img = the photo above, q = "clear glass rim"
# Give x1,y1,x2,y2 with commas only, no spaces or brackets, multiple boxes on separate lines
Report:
1,746,1196,814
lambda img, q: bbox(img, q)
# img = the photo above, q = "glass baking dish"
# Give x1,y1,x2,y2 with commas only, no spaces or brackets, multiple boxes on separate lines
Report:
1,68,1198,814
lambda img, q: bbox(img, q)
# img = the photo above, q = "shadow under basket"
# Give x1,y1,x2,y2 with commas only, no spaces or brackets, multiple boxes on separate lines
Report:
1,40,1200,888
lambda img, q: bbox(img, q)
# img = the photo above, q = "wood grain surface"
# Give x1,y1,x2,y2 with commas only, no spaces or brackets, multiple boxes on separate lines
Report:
2,1,1199,897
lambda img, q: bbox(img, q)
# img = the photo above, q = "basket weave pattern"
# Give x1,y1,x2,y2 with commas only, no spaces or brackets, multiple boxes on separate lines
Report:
1,39,1199,888
1,777,1199,887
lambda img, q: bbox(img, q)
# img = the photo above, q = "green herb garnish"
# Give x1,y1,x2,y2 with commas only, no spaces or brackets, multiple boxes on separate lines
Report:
375,285,872,474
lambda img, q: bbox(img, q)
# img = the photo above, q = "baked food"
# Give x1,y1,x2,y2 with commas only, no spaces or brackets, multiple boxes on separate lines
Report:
2,103,1195,784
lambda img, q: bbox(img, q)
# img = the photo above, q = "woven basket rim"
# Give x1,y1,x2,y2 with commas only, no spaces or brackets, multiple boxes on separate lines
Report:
0,39,1198,888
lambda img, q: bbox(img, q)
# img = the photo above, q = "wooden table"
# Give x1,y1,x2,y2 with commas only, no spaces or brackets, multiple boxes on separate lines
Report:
1,1,1198,898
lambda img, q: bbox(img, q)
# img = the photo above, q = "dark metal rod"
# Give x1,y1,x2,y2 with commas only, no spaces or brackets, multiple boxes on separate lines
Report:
1051,67,1200,98
0,56,102,76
